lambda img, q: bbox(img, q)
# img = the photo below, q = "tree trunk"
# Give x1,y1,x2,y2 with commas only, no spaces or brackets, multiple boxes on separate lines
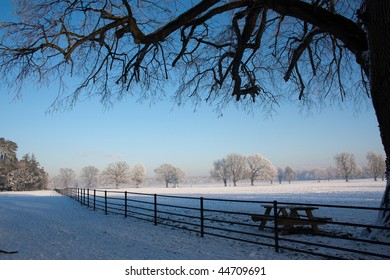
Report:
367,0,390,228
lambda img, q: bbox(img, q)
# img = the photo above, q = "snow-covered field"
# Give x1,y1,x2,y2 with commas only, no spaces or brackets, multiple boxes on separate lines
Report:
0,179,388,260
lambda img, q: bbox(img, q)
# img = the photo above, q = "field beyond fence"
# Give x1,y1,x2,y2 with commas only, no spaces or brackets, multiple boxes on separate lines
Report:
56,188,390,259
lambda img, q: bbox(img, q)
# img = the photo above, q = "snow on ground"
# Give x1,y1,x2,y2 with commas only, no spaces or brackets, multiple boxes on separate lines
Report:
122,179,384,206
0,179,387,260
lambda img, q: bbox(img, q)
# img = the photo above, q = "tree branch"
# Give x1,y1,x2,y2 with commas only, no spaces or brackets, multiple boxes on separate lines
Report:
284,27,322,81
264,0,367,55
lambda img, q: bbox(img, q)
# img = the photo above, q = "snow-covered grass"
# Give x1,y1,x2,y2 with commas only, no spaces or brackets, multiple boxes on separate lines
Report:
0,179,388,260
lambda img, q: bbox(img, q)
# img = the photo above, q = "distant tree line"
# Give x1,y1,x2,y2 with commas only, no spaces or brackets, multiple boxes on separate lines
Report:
210,153,277,186
0,138,48,191
210,151,386,186
53,162,186,189
2,136,384,191
302,151,386,182
52,151,387,189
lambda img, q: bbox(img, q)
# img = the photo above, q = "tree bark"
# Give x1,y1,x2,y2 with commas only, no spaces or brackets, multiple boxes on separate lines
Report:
366,0,390,226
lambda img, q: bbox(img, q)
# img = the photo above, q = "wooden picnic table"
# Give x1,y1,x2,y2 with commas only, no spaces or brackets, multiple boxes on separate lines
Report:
252,204,332,235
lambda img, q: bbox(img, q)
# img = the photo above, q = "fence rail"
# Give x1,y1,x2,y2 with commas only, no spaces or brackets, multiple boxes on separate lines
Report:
55,188,390,259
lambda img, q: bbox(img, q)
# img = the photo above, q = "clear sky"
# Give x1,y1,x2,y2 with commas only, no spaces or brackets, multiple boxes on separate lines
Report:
1,84,383,177
0,1,384,178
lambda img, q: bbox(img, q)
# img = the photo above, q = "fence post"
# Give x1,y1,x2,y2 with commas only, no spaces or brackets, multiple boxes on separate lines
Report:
87,189,90,208
273,200,279,253
154,194,158,225
93,189,96,211
105,190,108,215
124,191,128,218
200,197,204,237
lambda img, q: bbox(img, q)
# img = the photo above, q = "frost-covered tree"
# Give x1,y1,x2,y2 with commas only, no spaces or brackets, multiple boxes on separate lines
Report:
1,140,48,191
246,154,275,186
0,138,18,162
171,167,186,187
285,166,297,184
0,138,18,189
326,166,337,181
335,152,358,182
277,168,284,184
264,163,277,184
6,154,48,191
225,153,247,187
58,168,77,188
130,164,147,187
366,152,386,181
155,163,186,188
210,159,230,187
100,162,131,189
314,168,327,182
79,166,99,188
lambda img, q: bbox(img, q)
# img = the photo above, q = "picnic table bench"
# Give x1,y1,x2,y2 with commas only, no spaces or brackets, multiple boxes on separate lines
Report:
252,204,332,235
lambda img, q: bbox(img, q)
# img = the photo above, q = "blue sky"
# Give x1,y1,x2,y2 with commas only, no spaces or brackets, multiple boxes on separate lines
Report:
1,84,383,177
0,1,384,177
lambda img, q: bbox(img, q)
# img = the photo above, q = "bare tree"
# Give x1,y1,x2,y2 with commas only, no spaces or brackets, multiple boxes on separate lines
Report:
210,158,230,186
335,152,359,182
154,163,186,188
367,152,386,181
157,164,186,187
58,168,76,188
155,164,174,188
285,166,297,184
264,163,277,184
79,166,99,188
100,162,131,189
130,164,147,187
171,167,186,187
225,153,247,186
246,154,276,186
314,168,327,182
1,1,390,227
326,166,337,181
277,168,284,184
